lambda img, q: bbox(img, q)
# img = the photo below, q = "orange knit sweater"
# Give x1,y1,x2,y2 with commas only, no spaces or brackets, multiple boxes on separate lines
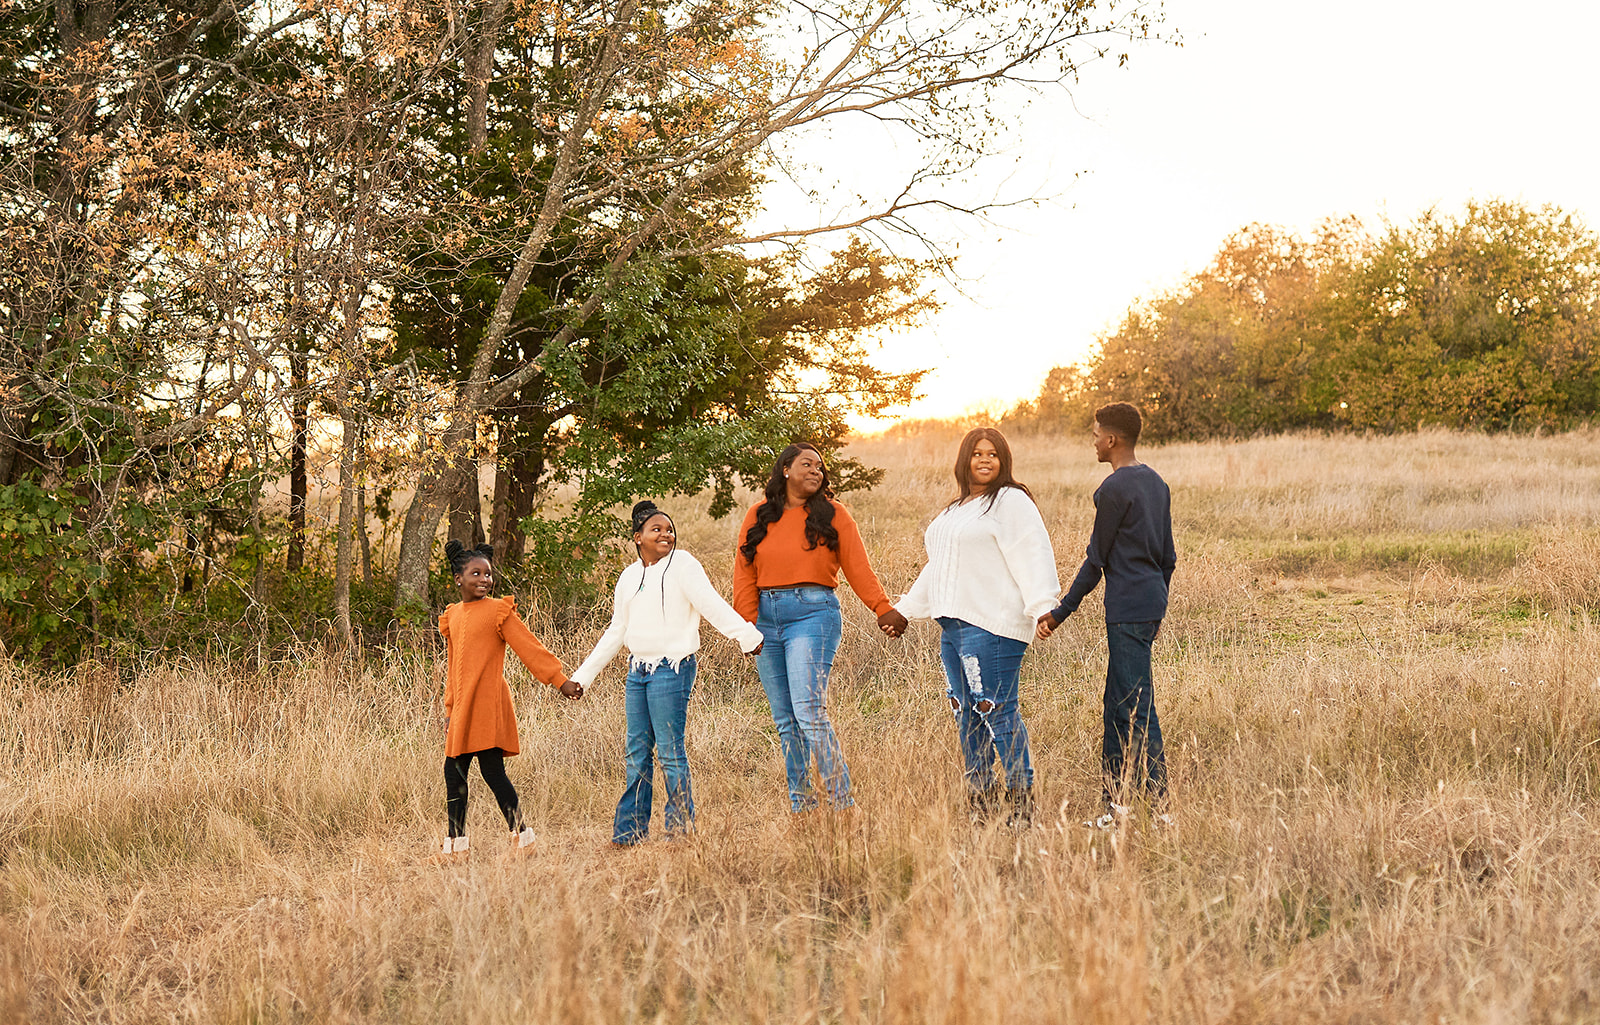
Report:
731,499,893,623
439,596,567,758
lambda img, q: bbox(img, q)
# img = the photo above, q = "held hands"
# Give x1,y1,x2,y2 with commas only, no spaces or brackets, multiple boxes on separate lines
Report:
1035,611,1061,641
558,679,584,701
877,608,909,639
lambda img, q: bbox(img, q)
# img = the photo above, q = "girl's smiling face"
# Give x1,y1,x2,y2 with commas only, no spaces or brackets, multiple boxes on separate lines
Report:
455,556,493,601
635,513,676,565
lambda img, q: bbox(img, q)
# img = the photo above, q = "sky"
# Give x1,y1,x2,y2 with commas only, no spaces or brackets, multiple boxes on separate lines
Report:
759,0,1600,425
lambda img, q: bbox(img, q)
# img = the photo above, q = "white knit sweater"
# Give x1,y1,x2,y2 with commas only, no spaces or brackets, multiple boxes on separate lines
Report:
894,486,1061,644
569,550,763,687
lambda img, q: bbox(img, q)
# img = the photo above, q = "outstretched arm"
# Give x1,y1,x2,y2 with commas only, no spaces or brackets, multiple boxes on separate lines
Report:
995,491,1062,625
1046,487,1129,625
569,574,633,689
833,504,894,617
677,555,764,653
731,506,761,623
500,606,579,698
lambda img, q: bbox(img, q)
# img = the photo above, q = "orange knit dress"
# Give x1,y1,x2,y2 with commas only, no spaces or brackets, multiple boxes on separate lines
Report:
439,596,567,758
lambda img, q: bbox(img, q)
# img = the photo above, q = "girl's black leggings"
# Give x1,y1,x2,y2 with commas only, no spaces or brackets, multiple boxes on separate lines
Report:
445,748,525,838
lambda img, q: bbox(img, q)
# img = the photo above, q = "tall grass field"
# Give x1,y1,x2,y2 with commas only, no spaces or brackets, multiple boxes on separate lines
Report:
4,428,1600,1023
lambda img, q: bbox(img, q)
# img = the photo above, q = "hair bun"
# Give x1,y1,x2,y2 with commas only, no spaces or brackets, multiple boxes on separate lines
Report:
474,543,494,561
444,539,465,559
631,500,658,519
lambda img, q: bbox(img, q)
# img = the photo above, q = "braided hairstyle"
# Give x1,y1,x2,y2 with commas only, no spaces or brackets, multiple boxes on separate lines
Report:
444,539,495,577
739,443,838,565
629,500,676,611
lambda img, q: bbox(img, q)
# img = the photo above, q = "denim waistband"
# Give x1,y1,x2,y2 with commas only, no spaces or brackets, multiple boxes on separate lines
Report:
758,584,835,594
628,653,697,674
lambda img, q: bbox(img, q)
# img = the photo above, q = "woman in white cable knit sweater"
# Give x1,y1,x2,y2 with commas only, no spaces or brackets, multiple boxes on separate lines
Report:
893,428,1060,828
570,500,763,846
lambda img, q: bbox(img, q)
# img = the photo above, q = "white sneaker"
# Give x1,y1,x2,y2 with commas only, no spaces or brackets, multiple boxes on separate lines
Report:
1084,802,1132,830
508,827,536,857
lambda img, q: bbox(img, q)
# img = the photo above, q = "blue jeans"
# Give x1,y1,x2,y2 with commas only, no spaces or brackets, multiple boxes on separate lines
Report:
1103,621,1167,805
756,586,852,811
613,656,696,844
937,617,1033,792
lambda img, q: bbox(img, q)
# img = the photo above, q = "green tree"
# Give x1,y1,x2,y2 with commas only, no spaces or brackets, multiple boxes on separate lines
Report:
1011,202,1600,441
1013,221,1362,440
1320,201,1600,430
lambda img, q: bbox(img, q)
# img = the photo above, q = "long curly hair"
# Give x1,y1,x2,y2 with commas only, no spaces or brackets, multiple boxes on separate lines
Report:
739,443,839,564
951,427,1034,511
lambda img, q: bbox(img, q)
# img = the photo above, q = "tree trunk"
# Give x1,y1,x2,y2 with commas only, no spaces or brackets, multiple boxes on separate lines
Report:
352,419,375,588
356,491,374,589
0,406,27,486
287,343,309,572
286,213,310,573
446,427,486,548
393,429,475,615
465,0,512,154
490,428,543,568
334,412,357,648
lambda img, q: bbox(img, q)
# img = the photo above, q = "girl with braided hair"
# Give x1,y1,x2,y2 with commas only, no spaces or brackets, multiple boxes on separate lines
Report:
431,540,581,863
570,501,763,846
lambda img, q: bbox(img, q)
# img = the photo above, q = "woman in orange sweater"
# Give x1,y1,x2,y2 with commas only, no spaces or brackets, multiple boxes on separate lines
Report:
432,540,582,863
733,443,908,812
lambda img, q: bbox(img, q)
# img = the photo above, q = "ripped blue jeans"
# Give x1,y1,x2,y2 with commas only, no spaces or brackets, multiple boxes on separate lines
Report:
937,617,1032,793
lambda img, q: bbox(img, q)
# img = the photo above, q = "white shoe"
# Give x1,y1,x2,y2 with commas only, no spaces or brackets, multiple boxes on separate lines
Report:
426,835,469,864
1083,802,1132,830
508,827,536,857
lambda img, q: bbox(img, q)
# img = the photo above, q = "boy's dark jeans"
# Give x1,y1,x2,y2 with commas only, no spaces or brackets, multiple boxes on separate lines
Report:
1103,621,1167,807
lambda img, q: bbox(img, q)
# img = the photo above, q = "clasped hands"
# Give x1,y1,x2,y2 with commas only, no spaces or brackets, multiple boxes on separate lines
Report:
877,608,908,638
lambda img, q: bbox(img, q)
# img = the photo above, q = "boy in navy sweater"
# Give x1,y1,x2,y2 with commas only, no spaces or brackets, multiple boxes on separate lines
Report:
1036,402,1175,827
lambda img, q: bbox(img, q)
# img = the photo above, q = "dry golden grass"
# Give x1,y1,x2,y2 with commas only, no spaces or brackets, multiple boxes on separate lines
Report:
4,428,1600,1023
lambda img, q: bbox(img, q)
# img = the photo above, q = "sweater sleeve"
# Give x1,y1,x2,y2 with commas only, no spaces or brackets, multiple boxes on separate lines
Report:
731,505,760,623
832,502,893,616
1161,488,1178,587
439,606,455,714
568,571,634,688
995,489,1062,621
894,518,937,620
1051,482,1128,621
676,553,764,653
498,598,568,687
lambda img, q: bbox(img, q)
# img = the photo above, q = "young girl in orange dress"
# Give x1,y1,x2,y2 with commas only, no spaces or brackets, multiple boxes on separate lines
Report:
432,540,582,862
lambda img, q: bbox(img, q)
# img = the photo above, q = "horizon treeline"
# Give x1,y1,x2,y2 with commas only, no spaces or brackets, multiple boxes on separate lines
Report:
1005,200,1600,441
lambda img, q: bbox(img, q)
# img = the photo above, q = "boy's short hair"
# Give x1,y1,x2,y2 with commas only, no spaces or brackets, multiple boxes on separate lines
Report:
1094,402,1142,445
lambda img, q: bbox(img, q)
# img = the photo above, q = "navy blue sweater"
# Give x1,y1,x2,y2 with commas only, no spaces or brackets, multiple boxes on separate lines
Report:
1050,463,1176,624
